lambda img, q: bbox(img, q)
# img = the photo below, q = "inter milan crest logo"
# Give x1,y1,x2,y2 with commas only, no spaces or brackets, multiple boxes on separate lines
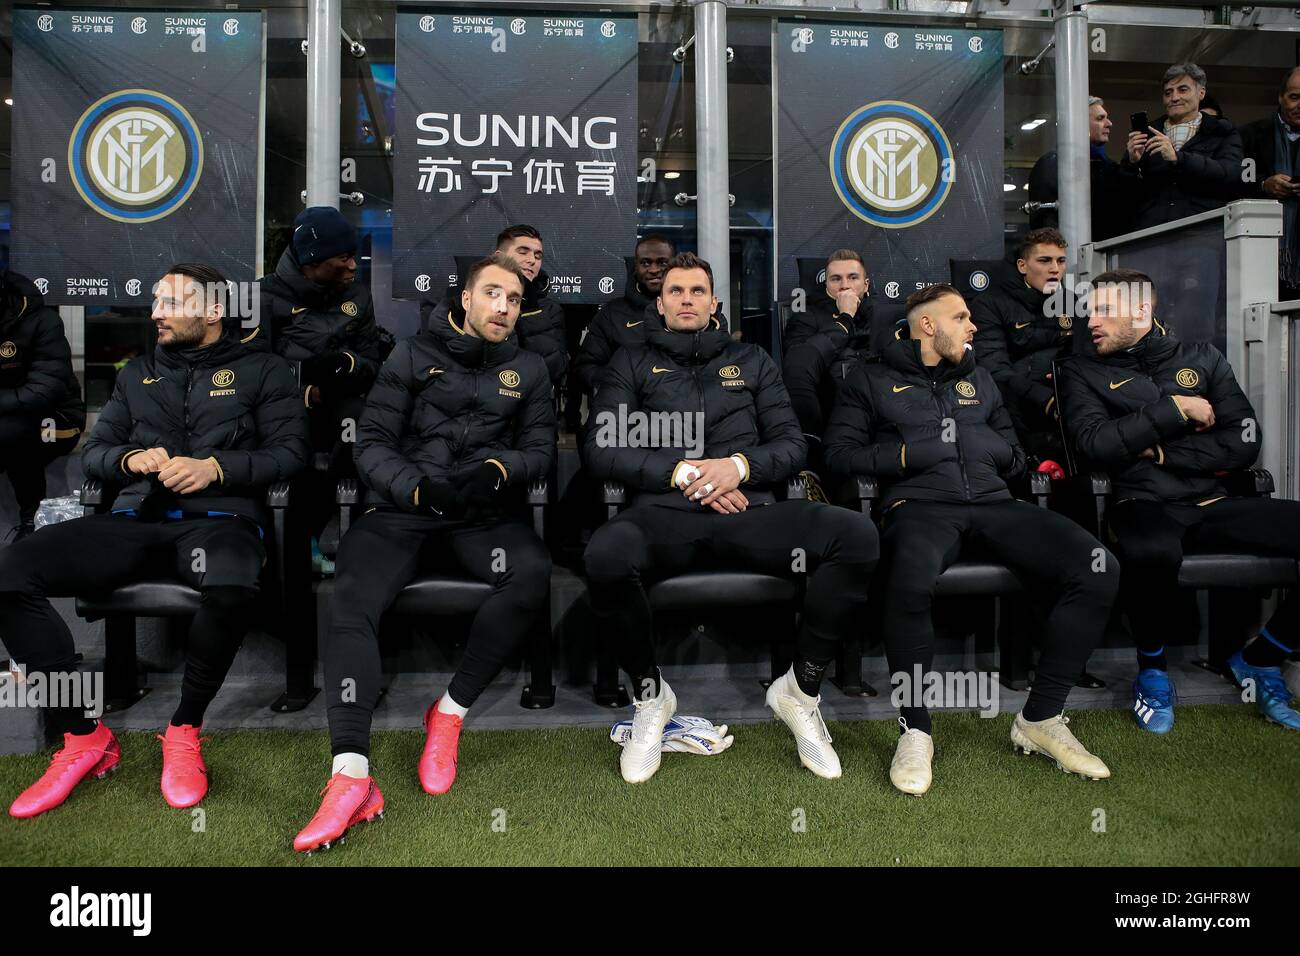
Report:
68,89,204,223
829,100,954,229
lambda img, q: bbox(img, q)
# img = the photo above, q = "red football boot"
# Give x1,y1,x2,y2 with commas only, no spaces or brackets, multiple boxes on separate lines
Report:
158,724,210,809
418,700,463,795
293,773,385,854
9,722,121,819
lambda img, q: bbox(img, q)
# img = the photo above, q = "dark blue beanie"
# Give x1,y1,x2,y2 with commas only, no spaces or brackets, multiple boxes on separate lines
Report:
292,207,357,266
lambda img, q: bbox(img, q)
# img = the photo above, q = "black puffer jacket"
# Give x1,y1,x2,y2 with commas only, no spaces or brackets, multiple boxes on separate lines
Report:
1121,112,1244,230
970,273,1072,461
0,271,85,435
81,332,310,523
355,308,556,511
1056,327,1257,504
824,338,1026,508
253,247,393,400
571,280,655,395
1026,148,1136,242
583,307,805,510
422,269,567,388
781,292,873,439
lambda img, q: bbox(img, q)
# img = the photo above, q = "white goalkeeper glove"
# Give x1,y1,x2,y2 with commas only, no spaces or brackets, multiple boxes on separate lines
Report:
609,714,735,756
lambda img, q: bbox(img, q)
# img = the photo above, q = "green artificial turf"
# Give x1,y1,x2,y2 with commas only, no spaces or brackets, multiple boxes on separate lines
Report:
1,705,1297,866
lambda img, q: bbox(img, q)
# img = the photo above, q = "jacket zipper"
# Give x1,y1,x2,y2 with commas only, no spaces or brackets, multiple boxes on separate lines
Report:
182,364,195,457
691,331,705,424
929,378,970,501
455,368,480,465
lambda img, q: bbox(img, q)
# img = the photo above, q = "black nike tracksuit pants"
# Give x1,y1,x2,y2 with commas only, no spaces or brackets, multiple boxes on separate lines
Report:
583,499,878,697
0,513,264,734
878,498,1118,732
323,508,551,757
1108,496,1300,669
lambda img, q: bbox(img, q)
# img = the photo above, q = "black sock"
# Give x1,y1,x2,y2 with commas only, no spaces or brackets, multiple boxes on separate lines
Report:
48,705,96,738
1136,645,1167,671
1022,689,1065,722
1243,629,1295,669
171,585,257,727
900,706,931,735
793,658,829,697
628,668,661,703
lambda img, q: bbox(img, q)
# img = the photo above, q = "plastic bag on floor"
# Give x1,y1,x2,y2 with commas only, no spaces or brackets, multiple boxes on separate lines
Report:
33,495,82,530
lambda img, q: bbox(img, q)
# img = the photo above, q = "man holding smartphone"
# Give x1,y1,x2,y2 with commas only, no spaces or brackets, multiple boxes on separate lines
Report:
1122,62,1243,230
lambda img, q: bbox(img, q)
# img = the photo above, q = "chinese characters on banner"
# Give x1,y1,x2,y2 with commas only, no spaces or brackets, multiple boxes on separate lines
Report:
393,12,638,303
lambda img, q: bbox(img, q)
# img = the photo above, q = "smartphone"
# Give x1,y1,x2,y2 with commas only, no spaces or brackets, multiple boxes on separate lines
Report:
1130,111,1149,134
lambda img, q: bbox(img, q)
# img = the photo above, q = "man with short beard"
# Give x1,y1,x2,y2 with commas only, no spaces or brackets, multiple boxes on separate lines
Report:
294,253,555,853
572,234,675,396
0,263,309,818
825,283,1117,796
1057,268,1300,734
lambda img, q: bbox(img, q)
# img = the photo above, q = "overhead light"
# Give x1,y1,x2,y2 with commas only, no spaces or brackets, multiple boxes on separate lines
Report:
663,171,681,180
3,98,12,107
1003,183,1017,193
1020,118,1047,131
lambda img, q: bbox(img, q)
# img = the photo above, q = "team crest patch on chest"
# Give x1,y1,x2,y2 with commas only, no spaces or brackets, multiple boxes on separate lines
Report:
210,368,236,397
955,380,980,405
341,301,359,317
719,364,746,388
498,368,522,398
1175,368,1200,389
0,341,17,359
1058,315,1073,330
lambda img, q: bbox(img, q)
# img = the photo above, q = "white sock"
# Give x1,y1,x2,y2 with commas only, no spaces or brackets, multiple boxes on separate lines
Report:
332,752,369,779
436,692,470,718
786,666,819,706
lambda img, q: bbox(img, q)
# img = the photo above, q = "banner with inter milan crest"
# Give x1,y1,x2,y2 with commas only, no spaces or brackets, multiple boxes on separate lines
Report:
392,10,638,304
10,7,264,306
774,22,1003,309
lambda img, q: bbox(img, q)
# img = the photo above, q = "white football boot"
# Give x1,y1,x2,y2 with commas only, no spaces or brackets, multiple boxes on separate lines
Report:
1011,712,1110,780
765,667,841,779
889,717,934,796
620,679,677,783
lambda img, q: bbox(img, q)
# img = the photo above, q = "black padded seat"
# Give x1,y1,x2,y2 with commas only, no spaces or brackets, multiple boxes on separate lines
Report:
389,576,494,616
647,571,798,612
934,561,1027,597
1178,554,1298,590
77,581,202,618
